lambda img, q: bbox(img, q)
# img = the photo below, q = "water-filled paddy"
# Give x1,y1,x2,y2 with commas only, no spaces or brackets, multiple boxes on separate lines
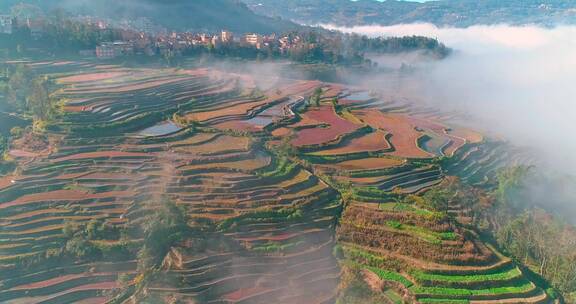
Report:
138,121,182,137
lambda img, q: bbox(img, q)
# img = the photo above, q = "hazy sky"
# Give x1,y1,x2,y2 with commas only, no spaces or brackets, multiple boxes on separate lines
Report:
377,0,434,2
354,0,434,2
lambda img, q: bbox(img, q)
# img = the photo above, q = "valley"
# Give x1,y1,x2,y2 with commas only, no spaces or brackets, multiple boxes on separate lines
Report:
0,60,553,304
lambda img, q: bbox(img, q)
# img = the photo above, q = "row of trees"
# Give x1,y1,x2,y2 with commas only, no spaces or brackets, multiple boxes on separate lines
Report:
3,64,53,120
11,197,193,277
490,167,576,300
137,200,190,271
496,211,576,294
413,176,489,224
0,134,13,174
0,65,42,175
393,168,574,299
346,34,452,58
5,9,451,67
59,199,192,269
5,11,122,52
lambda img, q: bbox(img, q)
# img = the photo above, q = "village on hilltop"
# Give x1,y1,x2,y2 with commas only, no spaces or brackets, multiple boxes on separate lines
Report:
0,14,304,59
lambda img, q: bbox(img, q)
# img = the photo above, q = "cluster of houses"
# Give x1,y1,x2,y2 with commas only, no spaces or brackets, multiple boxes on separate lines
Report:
92,30,298,59
0,13,306,59
71,15,304,59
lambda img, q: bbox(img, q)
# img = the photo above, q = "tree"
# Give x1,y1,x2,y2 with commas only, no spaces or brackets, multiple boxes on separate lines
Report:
138,199,189,270
421,186,451,211
163,49,176,67
5,65,54,120
332,97,339,106
271,134,297,159
495,166,532,208
117,273,132,289
496,209,576,296
0,134,6,155
6,65,33,110
11,3,43,21
85,218,114,240
63,220,82,238
311,87,323,107
27,78,51,120
65,236,99,259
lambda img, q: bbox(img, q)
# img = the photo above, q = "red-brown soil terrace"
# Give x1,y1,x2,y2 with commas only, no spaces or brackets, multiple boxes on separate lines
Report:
0,61,536,304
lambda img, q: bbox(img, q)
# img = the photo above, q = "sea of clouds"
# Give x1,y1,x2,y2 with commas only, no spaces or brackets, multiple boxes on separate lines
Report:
323,23,576,219
324,23,576,176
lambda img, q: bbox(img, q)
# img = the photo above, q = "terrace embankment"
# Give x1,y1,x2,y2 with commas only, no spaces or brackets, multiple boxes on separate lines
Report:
259,88,545,303
0,61,541,304
0,63,342,303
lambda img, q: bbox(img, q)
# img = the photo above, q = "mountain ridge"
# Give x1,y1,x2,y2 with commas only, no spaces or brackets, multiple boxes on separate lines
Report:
1,0,301,34
241,0,576,27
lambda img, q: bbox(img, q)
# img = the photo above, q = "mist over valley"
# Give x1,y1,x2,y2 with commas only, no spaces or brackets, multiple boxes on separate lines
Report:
0,1,574,303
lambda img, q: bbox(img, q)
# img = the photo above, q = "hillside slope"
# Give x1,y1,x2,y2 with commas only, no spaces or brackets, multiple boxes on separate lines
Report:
1,0,300,34
0,60,554,303
242,0,576,27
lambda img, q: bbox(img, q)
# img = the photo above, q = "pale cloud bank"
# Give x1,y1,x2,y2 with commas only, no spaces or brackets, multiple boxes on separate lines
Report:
323,23,576,175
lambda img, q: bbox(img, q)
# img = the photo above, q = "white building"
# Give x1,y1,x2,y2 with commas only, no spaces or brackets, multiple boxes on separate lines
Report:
0,15,13,34
96,42,134,59
221,30,233,44
199,33,212,44
211,36,222,48
244,33,263,49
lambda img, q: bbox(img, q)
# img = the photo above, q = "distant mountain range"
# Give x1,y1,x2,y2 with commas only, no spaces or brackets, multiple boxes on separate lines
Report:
241,0,576,27
5,0,574,36
1,0,301,34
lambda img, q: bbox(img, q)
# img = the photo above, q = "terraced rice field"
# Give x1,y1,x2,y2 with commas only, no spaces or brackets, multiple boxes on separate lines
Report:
353,111,434,159
309,131,392,156
319,157,405,172
58,72,130,84
291,105,363,148
338,204,551,304
0,60,541,304
0,63,342,304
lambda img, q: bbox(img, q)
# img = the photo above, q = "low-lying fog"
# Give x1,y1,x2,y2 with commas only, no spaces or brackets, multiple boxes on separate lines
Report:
324,23,576,220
